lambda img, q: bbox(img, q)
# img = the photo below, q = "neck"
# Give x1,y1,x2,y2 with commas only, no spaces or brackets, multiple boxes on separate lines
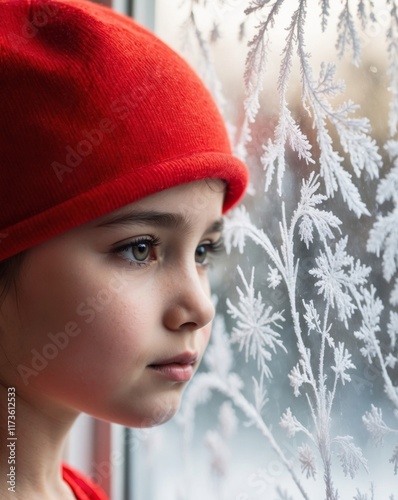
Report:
0,382,79,500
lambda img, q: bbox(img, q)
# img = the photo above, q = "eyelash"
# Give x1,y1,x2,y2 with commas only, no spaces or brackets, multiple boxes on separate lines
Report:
112,236,160,267
199,239,225,267
112,236,225,268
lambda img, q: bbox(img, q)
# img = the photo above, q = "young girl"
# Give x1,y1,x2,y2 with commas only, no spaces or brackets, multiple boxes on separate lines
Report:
0,0,248,498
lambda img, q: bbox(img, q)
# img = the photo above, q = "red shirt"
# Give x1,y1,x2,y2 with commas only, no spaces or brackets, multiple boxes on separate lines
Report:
62,463,109,500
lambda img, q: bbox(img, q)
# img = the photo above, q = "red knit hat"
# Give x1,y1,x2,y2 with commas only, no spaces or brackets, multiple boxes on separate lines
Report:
0,0,248,262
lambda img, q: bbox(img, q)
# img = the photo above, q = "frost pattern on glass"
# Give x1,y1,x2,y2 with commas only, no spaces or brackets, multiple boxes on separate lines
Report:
174,1,398,499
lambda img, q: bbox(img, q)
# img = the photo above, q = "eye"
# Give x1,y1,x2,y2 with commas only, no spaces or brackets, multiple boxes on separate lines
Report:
195,238,225,266
132,241,151,262
195,244,208,265
113,236,160,266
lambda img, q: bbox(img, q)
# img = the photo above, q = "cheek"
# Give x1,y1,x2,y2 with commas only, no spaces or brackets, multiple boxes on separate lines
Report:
9,255,149,392
12,281,154,411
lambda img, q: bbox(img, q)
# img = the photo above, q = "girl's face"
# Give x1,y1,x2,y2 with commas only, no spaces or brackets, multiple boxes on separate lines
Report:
0,180,224,426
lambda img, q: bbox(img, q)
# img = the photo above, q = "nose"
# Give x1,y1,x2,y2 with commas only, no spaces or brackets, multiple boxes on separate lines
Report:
162,264,215,332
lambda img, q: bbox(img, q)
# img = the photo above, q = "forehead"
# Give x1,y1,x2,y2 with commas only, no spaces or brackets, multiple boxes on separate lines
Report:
90,179,225,228
128,179,224,208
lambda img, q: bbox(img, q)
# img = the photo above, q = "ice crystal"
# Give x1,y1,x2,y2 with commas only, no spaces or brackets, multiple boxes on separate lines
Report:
334,435,368,478
298,443,317,479
362,405,391,446
296,173,342,247
252,376,268,414
391,279,398,306
368,140,398,283
336,1,362,67
390,444,398,474
262,102,314,195
386,353,398,369
227,267,286,380
353,483,377,500
288,360,310,397
244,29,267,123
299,35,382,217
242,0,382,212
319,0,330,31
331,342,356,386
280,407,305,438
388,311,398,349
354,491,368,500
267,266,283,289
243,0,284,123
303,300,322,334
223,205,253,255
310,237,370,326
354,286,383,364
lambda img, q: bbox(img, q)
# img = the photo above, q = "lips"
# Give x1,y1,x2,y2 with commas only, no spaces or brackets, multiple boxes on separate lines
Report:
148,352,198,382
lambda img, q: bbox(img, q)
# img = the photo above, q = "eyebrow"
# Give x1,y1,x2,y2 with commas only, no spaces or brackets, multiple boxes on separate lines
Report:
96,210,224,234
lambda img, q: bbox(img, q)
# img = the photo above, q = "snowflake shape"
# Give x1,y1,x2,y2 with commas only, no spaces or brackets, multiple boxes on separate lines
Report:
298,443,317,479
223,205,252,254
267,266,283,289
227,266,286,380
362,405,391,446
309,236,370,326
331,342,356,385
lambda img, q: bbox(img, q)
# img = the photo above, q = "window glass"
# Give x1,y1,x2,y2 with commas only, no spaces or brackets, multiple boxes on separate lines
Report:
129,1,398,498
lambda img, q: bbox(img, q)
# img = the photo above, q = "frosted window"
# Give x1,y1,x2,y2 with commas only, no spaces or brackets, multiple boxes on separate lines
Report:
129,2,398,498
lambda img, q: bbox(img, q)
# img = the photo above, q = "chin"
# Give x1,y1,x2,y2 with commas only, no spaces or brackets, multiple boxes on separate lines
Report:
108,395,182,428
137,407,177,428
